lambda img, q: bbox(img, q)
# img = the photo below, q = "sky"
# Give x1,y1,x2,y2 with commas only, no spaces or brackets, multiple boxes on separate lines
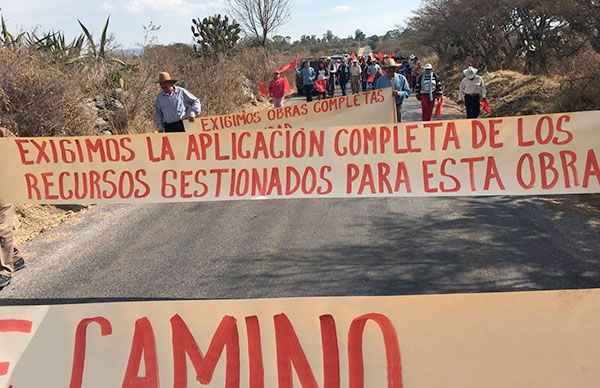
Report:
0,0,419,49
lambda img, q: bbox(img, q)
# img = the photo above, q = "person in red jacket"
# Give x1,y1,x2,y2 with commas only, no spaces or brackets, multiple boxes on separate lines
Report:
268,71,286,107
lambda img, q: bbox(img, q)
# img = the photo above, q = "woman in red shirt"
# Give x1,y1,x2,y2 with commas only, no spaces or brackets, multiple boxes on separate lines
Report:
268,71,287,107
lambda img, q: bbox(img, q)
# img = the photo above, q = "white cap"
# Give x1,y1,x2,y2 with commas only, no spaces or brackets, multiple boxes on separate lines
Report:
424,63,433,70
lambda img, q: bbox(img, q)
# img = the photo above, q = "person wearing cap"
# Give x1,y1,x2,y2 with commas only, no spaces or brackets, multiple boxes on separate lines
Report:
268,70,287,108
374,58,411,122
296,61,316,102
459,66,487,118
416,63,443,121
0,127,26,288
349,59,362,94
155,72,201,133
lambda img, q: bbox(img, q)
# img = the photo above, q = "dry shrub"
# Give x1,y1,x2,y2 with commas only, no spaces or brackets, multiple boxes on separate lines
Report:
553,49,600,113
0,48,95,136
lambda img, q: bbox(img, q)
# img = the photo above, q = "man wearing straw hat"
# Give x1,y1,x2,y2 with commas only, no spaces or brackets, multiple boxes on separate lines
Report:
458,66,487,118
155,72,201,133
374,58,411,122
0,126,26,288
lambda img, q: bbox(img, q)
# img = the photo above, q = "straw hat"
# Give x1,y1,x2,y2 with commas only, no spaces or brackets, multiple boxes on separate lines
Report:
381,58,401,68
463,66,478,79
156,72,177,84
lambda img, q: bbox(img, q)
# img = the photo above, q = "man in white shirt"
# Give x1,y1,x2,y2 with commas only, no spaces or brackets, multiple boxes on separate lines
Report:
458,66,487,118
349,59,362,94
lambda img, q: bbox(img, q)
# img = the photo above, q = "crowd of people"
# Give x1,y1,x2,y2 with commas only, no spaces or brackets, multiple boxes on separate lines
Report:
292,54,487,123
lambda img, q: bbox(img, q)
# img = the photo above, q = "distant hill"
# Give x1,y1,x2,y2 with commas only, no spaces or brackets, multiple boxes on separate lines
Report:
116,48,144,57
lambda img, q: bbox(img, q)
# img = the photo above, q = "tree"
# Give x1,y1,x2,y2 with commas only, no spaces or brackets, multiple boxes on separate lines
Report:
355,29,366,42
226,0,291,53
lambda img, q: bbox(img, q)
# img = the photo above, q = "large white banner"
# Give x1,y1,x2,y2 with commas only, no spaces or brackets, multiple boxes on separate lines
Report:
0,111,599,204
0,289,599,387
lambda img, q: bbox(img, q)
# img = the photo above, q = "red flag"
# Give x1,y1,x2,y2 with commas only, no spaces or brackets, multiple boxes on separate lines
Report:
314,79,327,93
378,51,384,61
481,99,492,115
367,72,377,83
434,96,444,118
350,52,356,60
260,80,268,97
282,77,291,94
390,53,395,59
277,58,298,74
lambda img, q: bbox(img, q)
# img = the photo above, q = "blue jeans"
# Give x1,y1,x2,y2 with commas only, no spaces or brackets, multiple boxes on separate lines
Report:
304,84,314,102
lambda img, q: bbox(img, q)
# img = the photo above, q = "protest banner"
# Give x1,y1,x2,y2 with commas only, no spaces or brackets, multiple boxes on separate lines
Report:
0,111,599,204
1,289,599,387
183,88,395,132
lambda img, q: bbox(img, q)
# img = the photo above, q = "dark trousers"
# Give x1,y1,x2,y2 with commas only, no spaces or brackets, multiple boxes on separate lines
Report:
396,104,403,123
164,120,185,132
327,75,336,96
339,78,348,95
304,84,314,102
465,94,481,118
361,80,367,91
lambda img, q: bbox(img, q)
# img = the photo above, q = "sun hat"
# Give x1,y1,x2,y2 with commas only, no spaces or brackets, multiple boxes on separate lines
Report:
156,72,177,84
463,66,478,79
381,58,401,68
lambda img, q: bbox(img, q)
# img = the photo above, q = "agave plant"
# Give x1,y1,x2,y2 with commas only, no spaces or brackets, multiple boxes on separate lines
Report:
29,30,85,62
66,16,127,67
0,15,26,51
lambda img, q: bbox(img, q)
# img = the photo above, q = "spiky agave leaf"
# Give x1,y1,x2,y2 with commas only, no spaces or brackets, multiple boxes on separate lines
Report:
78,19,97,56
99,16,110,58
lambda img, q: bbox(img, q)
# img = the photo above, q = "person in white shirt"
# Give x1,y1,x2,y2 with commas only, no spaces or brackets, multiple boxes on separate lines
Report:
349,59,362,94
458,66,487,118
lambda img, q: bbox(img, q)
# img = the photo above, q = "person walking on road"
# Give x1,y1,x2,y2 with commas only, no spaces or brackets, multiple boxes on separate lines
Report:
374,58,411,122
360,58,369,91
0,127,25,288
326,57,338,97
459,66,487,118
316,62,329,100
350,59,362,94
155,72,201,133
367,60,381,89
416,63,443,121
296,61,316,102
337,60,350,96
268,70,287,108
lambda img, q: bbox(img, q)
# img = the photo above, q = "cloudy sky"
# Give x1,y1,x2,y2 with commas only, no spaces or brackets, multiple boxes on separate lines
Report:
1,0,418,48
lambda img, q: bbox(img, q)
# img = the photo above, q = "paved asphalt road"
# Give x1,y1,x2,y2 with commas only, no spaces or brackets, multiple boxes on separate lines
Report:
1,86,599,304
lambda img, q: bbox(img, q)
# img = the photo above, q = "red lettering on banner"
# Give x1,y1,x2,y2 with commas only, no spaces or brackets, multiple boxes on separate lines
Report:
517,118,534,147
422,160,437,193
274,313,340,388
560,150,579,188
170,314,240,387
0,319,33,376
15,139,34,165
348,313,402,388
442,122,460,150
471,120,503,149
460,157,486,192
424,122,443,151
69,317,113,388
24,173,41,200
440,159,460,192
517,154,536,189
122,318,159,388
583,149,600,188
245,316,264,388
41,172,59,200
554,115,573,145
536,116,554,145
484,157,505,191
399,125,421,153
540,152,559,189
